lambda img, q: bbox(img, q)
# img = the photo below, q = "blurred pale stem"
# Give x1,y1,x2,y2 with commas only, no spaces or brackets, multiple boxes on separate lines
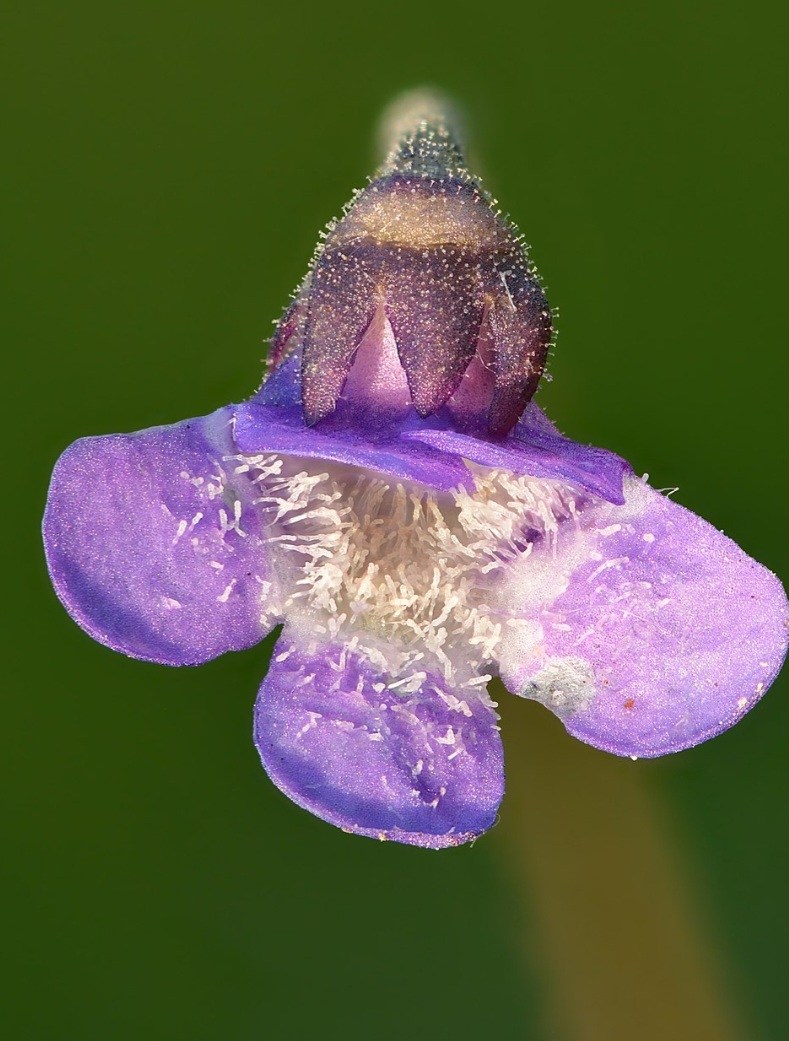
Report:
377,88,466,160
494,686,747,1041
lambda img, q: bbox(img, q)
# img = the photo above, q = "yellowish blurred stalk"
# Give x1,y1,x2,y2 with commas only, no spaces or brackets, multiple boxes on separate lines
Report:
494,688,748,1041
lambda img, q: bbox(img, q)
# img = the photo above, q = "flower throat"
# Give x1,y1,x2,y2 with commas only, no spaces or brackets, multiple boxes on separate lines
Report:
234,453,582,688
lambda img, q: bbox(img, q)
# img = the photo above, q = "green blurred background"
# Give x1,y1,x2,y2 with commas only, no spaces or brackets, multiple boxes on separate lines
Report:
3,2,787,1039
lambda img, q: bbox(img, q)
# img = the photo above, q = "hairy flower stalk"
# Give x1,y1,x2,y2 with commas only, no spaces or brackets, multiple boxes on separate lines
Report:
43,93,788,847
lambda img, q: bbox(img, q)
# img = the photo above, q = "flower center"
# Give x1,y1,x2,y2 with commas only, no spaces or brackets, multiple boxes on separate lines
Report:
238,455,581,688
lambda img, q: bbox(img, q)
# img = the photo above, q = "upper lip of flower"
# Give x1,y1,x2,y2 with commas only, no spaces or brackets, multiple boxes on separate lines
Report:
40,93,789,849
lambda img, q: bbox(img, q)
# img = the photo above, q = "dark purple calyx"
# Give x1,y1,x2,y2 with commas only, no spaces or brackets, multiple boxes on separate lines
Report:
267,111,552,437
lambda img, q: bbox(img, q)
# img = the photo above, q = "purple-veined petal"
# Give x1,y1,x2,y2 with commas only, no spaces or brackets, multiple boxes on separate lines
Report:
401,426,629,504
254,634,503,847
43,407,273,665
494,475,789,757
233,401,473,491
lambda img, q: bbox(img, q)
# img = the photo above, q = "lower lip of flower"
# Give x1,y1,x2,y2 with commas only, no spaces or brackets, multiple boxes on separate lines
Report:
229,452,590,691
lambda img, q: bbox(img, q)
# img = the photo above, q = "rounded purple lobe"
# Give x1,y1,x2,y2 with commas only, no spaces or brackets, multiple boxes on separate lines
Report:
43,407,273,665
495,476,789,757
254,635,504,848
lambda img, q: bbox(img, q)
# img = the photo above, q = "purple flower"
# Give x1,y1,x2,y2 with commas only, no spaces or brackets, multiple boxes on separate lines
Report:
43,94,788,848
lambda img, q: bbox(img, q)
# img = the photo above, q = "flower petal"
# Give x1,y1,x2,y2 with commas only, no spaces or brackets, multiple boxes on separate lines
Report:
254,635,503,847
43,407,273,665
233,401,473,491
495,475,789,757
402,425,629,504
